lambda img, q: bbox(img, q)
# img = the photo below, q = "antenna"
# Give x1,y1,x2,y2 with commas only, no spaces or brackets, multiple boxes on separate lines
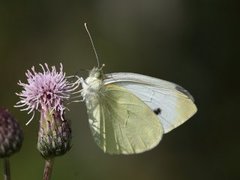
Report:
84,23,100,67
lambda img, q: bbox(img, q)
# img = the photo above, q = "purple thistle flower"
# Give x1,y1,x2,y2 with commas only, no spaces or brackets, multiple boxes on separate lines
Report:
15,63,80,125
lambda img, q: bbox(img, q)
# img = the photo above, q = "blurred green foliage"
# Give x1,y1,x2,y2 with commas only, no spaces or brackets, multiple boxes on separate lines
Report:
0,0,239,179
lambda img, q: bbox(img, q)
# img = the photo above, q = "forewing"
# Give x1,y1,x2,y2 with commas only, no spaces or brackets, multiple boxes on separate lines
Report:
104,73,197,133
86,84,163,154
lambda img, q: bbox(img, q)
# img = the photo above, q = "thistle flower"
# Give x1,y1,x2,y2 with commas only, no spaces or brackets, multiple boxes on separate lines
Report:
15,63,80,125
15,63,80,160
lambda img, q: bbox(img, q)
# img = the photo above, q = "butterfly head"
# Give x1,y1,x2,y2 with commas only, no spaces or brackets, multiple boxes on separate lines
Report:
88,64,105,80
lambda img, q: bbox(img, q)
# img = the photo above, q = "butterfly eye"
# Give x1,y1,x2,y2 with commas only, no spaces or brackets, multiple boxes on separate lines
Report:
95,72,100,78
95,71,103,80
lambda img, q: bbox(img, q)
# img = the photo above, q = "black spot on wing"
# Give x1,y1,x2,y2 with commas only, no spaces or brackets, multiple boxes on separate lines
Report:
175,85,194,101
153,108,161,115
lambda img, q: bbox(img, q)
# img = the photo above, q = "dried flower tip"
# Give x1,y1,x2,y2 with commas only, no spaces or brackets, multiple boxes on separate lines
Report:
0,108,24,158
37,110,71,159
15,63,81,125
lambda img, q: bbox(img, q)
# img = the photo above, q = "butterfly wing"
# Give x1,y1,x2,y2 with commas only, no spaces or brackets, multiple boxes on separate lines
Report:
86,84,163,154
104,73,197,133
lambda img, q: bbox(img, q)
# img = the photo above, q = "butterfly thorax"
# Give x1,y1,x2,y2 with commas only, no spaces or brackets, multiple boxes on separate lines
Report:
81,67,104,103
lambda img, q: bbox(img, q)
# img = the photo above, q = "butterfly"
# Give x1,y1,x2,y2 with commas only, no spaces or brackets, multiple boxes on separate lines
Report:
79,23,197,155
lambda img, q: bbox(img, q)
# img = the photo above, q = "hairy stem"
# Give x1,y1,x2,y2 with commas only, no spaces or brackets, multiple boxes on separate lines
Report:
43,159,54,180
3,158,11,180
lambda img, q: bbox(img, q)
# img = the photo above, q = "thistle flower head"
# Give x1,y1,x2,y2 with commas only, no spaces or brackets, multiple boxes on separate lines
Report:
15,63,80,125
0,108,23,158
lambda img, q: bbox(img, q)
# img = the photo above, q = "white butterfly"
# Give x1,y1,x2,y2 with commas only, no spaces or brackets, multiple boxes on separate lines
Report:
79,24,197,155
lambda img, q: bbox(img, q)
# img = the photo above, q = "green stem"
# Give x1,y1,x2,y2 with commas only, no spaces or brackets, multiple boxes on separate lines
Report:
43,159,54,180
3,158,11,180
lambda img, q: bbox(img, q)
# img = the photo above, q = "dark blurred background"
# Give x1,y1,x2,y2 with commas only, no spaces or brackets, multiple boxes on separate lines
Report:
0,0,239,179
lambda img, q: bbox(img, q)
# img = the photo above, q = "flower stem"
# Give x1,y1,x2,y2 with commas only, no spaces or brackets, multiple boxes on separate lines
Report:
3,158,11,180
43,159,54,180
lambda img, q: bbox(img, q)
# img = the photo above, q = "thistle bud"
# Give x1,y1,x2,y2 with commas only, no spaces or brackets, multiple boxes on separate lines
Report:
37,110,71,159
0,108,23,158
